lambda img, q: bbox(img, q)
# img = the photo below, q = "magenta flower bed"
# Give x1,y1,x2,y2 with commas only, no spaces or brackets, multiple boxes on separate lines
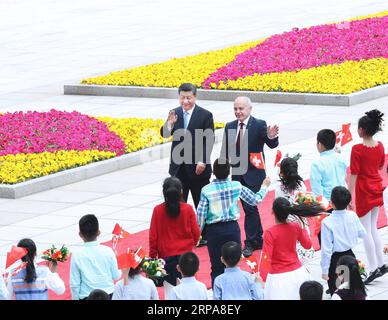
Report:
0,110,126,156
202,16,388,88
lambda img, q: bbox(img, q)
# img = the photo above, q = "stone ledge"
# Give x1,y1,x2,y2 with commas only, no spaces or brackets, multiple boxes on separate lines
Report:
64,84,388,106
0,130,224,199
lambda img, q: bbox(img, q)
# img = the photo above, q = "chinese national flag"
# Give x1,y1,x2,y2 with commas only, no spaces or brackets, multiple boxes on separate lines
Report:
259,251,271,281
116,250,132,269
244,256,259,273
112,223,130,238
249,152,265,169
274,150,282,167
340,123,352,146
6,246,28,269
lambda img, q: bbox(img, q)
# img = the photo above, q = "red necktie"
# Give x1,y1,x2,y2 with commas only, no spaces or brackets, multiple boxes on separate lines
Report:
236,122,244,151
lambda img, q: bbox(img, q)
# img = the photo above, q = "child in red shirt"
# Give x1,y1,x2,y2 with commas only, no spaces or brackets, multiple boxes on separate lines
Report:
263,197,322,300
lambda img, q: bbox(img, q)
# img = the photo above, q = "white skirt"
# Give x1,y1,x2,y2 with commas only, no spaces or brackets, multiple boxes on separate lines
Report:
264,266,312,300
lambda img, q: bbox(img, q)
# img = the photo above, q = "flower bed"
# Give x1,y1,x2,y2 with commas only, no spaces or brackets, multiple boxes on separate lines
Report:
81,11,388,94
0,110,224,184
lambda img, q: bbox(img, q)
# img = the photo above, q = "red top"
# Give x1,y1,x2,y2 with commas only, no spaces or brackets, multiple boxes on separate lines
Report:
263,222,312,274
350,141,385,217
149,202,201,258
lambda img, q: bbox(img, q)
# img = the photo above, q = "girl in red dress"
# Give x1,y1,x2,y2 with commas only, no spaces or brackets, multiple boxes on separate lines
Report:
263,197,323,300
349,109,387,285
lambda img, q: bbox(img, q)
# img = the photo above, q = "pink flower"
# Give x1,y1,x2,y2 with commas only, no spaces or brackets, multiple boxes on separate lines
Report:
0,110,126,156
202,16,388,88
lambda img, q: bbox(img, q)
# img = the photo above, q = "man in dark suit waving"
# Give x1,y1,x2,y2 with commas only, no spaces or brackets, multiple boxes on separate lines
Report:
160,83,215,225
221,96,279,257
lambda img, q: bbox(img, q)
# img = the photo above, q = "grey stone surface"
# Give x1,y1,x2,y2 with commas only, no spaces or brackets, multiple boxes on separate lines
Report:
64,84,388,106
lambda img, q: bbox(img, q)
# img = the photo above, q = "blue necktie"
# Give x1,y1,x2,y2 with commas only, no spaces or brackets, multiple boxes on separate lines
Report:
183,111,189,129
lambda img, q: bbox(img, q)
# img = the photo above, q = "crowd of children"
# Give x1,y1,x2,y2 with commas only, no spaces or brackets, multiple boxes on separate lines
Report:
0,108,387,301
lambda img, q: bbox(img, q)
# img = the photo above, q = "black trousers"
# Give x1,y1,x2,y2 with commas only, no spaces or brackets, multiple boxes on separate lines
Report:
176,165,209,209
206,221,241,288
239,179,263,247
163,255,182,286
328,249,355,295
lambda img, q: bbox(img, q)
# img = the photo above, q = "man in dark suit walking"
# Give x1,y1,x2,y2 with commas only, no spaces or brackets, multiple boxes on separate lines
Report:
221,96,279,257
160,83,214,245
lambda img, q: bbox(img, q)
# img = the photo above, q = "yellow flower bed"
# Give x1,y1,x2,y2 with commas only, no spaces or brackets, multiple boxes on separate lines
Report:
0,117,225,184
219,58,388,94
0,150,115,184
81,41,261,88
98,117,170,152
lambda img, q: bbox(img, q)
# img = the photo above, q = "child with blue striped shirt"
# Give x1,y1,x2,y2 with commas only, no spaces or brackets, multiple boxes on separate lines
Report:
7,238,65,300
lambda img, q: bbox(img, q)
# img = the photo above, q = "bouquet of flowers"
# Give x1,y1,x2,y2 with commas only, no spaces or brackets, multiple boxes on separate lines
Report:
42,244,70,268
357,259,367,279
293,192,320,206
141,257,167,286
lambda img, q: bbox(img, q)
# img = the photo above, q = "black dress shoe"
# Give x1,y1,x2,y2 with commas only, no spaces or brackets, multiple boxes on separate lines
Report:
252,241,263,250
196,239,207,247
242,245,254,258
364,268,383,285
378,264,388,276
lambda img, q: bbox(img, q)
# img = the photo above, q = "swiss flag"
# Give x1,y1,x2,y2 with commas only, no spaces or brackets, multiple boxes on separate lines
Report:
130,247,146,269
336,123,352,147
112,223,130,238
249,152,265,170
244,256,259,273
6,246,28,269
274,150,282,168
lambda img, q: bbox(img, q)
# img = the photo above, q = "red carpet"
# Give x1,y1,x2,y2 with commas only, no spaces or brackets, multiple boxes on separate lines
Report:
48,155,388,300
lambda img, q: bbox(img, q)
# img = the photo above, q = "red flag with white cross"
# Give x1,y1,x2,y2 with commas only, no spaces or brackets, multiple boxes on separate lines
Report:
336,123,352,147
249,152,265,170
244,256,259,273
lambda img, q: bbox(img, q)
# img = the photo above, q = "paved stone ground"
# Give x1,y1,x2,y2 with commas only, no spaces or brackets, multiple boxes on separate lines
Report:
0,0,388,299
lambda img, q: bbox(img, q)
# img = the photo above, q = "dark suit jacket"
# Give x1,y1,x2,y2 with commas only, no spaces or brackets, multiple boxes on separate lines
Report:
160,105,214,180
221,116,278,187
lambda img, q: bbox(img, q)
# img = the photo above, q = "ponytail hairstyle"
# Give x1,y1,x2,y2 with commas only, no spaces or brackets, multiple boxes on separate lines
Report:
336,255,367,299
17,238,37,283
272,197,323,224
279,157,303,194
358,109,384,136
162,177,183,218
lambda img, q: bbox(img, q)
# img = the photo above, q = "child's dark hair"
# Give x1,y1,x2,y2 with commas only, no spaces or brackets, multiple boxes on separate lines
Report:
279,157,303,194
331,186,351,210
178,252,199,277
17,238,37,283
128,263,143,278
358,109,384,136
213,158,230,180
299,281,323,300
317,129,336,150
163,177,182,218
79,214,99,241
221,241,242,267
87,289,110,300
336,255,367,299
272,197,322,223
